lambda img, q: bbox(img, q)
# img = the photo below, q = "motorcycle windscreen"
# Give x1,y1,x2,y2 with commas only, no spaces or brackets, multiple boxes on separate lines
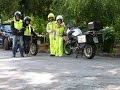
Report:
72,28,82,36
77,35,86,43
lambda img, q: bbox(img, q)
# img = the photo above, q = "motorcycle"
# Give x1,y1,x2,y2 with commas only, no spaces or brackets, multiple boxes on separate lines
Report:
29,34,48,56
29,34,41,56
64,21,103,59
14,35,38,56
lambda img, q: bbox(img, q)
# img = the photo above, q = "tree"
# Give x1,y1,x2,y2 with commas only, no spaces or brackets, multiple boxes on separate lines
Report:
0,0,19,19
51,0,120,27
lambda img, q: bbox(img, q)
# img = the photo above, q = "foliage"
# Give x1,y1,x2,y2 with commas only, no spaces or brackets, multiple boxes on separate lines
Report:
19,0,53,19
0,0,19,18
102,26,116,53
0,0,120,46
51,0,120,27
31,15,47,34
113,16,120,45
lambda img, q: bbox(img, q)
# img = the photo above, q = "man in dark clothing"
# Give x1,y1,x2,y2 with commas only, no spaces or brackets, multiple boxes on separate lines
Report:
23,16,37,55
11,11,24,57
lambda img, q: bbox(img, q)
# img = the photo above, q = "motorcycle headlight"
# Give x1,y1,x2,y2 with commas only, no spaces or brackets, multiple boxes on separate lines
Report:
10,35,13,39
2,32,5,35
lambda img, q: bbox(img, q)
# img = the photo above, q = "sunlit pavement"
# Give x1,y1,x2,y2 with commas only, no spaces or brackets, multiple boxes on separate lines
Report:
0,49,120,90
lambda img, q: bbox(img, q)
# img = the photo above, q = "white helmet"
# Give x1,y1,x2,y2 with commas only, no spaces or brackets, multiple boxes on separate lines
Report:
56,15,63,21
14,11,21,16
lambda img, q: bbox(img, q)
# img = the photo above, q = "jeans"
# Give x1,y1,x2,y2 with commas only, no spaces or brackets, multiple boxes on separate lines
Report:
12,35,24,57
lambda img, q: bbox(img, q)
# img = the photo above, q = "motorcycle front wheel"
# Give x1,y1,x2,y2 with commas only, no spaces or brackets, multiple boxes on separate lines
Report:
84,44,96,59
64,42,72,55
29,43,38,56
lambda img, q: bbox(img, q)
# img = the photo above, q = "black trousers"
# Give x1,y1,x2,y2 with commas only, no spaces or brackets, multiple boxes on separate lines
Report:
24,36,31,54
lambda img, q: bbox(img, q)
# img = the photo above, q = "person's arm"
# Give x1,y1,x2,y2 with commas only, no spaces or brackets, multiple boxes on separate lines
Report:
31,26,37,36
62,22,66,36
20,21,26,33
11,21,19,35
46,23,51,33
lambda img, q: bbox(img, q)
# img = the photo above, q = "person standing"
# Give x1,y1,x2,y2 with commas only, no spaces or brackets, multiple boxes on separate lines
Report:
11,11,24,57
55,15,65,57
46,13,56,56
23,16,37,55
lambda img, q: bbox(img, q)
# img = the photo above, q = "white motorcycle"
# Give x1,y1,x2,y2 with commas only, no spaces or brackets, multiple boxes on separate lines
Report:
64,21,103,59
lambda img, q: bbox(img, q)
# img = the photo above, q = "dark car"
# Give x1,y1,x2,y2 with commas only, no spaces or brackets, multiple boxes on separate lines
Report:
0,23,12,50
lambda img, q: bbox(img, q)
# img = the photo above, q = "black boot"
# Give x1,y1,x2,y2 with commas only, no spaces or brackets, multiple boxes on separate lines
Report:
50,54,55,56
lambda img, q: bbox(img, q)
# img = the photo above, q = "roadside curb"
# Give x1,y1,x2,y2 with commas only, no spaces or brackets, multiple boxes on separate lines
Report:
97,53,120,58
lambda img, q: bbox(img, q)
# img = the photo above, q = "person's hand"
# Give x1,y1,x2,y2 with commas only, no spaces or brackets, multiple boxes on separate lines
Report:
19,30,22,33
57,24,61,28
17,31,21,35
51,30,55,33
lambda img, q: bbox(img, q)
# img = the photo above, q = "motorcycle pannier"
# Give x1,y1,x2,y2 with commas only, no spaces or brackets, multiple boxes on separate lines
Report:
78,35,86,43
78,34,93,43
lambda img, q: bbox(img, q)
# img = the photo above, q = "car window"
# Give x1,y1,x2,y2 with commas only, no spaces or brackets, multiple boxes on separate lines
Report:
3,25,12,32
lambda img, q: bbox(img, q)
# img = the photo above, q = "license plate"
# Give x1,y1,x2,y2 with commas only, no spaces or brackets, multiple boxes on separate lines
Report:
37,40,41,45
93,37,98,43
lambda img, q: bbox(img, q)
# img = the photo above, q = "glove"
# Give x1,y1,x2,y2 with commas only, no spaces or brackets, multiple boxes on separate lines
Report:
18,30,23,35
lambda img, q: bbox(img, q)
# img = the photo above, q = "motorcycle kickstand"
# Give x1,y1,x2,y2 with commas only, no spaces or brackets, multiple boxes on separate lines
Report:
80,49,84,58
76,49,84,58
75,50,79,58
76,54,78,58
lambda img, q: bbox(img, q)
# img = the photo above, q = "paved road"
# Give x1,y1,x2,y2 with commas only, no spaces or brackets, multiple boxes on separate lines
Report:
0,48,120,90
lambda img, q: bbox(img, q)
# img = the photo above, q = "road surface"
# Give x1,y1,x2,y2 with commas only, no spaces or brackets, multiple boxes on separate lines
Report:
0,49,120,90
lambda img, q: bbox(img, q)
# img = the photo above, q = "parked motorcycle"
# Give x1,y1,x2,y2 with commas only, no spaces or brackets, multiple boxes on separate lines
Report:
15,35,38,56
29,34,48,56
29,35,40,56
64,21,103,59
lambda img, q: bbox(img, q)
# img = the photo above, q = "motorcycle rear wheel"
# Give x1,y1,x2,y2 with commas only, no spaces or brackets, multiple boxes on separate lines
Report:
84,44,96,59
29,43,38,56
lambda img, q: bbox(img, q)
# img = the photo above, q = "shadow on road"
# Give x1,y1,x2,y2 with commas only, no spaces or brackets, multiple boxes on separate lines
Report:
0,49,120,89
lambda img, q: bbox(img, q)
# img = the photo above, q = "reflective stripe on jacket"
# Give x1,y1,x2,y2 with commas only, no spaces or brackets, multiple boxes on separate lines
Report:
46,21,56,37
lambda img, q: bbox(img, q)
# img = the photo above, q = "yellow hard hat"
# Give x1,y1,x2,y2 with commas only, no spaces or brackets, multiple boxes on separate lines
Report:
48,13,55,19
